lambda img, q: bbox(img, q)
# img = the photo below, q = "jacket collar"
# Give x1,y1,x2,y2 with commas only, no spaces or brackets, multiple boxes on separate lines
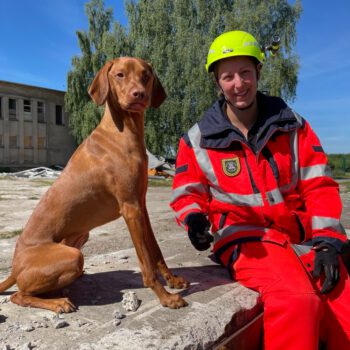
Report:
197,91,303,150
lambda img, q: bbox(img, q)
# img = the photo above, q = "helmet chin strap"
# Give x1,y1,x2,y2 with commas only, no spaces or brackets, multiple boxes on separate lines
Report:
217,83,255,112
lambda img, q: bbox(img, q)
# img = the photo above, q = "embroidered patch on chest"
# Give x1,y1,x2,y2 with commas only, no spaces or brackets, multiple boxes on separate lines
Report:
222,157,241,176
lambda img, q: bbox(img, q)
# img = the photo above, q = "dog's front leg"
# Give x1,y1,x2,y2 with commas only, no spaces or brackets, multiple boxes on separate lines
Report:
121,202,188,308
143,207,189,289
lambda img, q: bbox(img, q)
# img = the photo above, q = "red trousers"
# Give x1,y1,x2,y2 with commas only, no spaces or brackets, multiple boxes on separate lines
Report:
232,241,350,350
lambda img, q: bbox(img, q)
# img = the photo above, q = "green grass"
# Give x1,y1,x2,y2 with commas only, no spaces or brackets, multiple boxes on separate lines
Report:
148,178,173,187
0,229,22,239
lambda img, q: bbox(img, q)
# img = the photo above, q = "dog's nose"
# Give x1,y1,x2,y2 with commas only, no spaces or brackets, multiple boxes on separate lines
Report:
132,89,145,99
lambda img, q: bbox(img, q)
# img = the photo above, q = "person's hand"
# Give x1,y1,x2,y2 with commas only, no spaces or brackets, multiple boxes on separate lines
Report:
313,243,340,294
185,213,213,251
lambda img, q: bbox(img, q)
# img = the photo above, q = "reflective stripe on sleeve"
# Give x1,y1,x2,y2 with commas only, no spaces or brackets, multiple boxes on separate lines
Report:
300,164,332,181
170,182,208,204
214,225,268,244
175,203,202,221
210,186,263,206
312,216,346,233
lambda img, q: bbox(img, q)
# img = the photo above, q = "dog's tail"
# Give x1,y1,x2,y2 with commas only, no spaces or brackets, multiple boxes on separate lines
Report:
0,276,16,292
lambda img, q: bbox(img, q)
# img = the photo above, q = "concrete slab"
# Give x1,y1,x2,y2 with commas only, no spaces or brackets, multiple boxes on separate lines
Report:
1,179,349,349
0,179,261,350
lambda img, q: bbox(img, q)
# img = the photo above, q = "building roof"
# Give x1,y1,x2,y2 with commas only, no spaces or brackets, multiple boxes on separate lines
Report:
0,80,65,93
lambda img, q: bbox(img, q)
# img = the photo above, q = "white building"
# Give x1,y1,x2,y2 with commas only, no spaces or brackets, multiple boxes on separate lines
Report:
0,81,77,168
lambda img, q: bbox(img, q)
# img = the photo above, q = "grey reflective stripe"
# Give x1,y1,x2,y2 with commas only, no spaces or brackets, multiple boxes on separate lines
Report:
175,203,202,220
292,241,313,256
170,182,207,204
312,216,346,233
280,129,299,194
292,110,303,124
300,164,332,181
266,188,284,205
210,187,263,206
187,123,218,185
214,225,268,244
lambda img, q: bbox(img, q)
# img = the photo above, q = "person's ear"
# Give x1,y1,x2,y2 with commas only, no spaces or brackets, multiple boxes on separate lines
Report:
256,63,262,81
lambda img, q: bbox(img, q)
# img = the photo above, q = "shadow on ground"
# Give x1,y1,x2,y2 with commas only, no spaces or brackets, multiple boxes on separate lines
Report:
63,264,231,308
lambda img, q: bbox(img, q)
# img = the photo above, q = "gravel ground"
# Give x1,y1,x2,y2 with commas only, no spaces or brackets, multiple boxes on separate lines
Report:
0,177,349,349
0,178,192,349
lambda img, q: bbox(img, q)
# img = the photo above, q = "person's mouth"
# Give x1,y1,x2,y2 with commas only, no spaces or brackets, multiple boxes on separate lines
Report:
234,90,248,98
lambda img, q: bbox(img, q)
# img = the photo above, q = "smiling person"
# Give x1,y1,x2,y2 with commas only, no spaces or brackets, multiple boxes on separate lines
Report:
170,30,350,350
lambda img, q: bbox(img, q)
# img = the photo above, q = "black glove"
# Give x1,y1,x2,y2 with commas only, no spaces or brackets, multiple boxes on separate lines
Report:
313,243,340,294
185,213,213,251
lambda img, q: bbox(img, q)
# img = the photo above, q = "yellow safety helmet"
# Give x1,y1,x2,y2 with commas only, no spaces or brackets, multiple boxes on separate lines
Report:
205,30,265,73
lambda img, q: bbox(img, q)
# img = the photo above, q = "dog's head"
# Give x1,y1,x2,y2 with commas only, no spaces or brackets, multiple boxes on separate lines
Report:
88,57,167,112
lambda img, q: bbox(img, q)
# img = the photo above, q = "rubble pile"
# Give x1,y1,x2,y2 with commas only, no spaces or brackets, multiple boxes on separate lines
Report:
0,167,62,179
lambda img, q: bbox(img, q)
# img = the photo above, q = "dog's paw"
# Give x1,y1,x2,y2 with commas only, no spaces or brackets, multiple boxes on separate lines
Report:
166,275,190,290
53,298,77,313
161,293,188,309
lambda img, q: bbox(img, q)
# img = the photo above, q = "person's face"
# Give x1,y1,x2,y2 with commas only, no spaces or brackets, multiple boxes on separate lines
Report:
216,56,260,110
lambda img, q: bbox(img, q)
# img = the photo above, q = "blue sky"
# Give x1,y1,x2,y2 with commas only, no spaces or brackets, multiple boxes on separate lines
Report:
0,1,349,153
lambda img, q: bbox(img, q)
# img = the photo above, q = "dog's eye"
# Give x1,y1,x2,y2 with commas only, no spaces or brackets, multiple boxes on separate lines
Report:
116,72,124,79
142,74,150,83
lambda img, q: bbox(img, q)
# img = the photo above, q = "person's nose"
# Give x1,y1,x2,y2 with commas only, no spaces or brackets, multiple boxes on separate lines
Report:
232,73,244,88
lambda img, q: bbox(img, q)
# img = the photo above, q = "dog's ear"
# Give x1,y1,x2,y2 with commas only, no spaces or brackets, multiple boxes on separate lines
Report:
150,71,167,109
88,61,114,106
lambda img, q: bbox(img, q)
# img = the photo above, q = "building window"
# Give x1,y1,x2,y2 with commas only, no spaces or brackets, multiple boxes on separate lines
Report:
55,105,64,125
9,135,18,148
0,135,3,147
24,99,32,121
24,99,31,112
24,135,33,149
37,101,45,123
0,97,2,119
38,137,46,149
9,99,17,120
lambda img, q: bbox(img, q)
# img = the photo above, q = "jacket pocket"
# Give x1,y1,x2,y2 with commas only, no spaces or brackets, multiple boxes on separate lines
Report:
218,212,228,230
292,211,312,243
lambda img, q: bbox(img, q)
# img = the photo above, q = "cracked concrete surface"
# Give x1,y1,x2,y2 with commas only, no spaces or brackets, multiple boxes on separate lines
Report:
0,178,348,349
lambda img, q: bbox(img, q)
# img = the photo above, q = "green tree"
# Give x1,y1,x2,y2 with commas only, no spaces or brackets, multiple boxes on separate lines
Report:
125,0,301,156
66,0,301,156
224,0,302,101
65,0,114,144
328,154,350,177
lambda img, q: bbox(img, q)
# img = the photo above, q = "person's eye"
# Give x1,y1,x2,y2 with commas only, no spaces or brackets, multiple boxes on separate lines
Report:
222,74,232,81
241,69,252,77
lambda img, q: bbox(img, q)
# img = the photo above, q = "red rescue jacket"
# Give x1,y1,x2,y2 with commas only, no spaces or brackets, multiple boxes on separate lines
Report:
170,92,347,268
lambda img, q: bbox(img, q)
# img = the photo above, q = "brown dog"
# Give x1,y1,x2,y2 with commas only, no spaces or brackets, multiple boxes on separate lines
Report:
0,57,189,313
